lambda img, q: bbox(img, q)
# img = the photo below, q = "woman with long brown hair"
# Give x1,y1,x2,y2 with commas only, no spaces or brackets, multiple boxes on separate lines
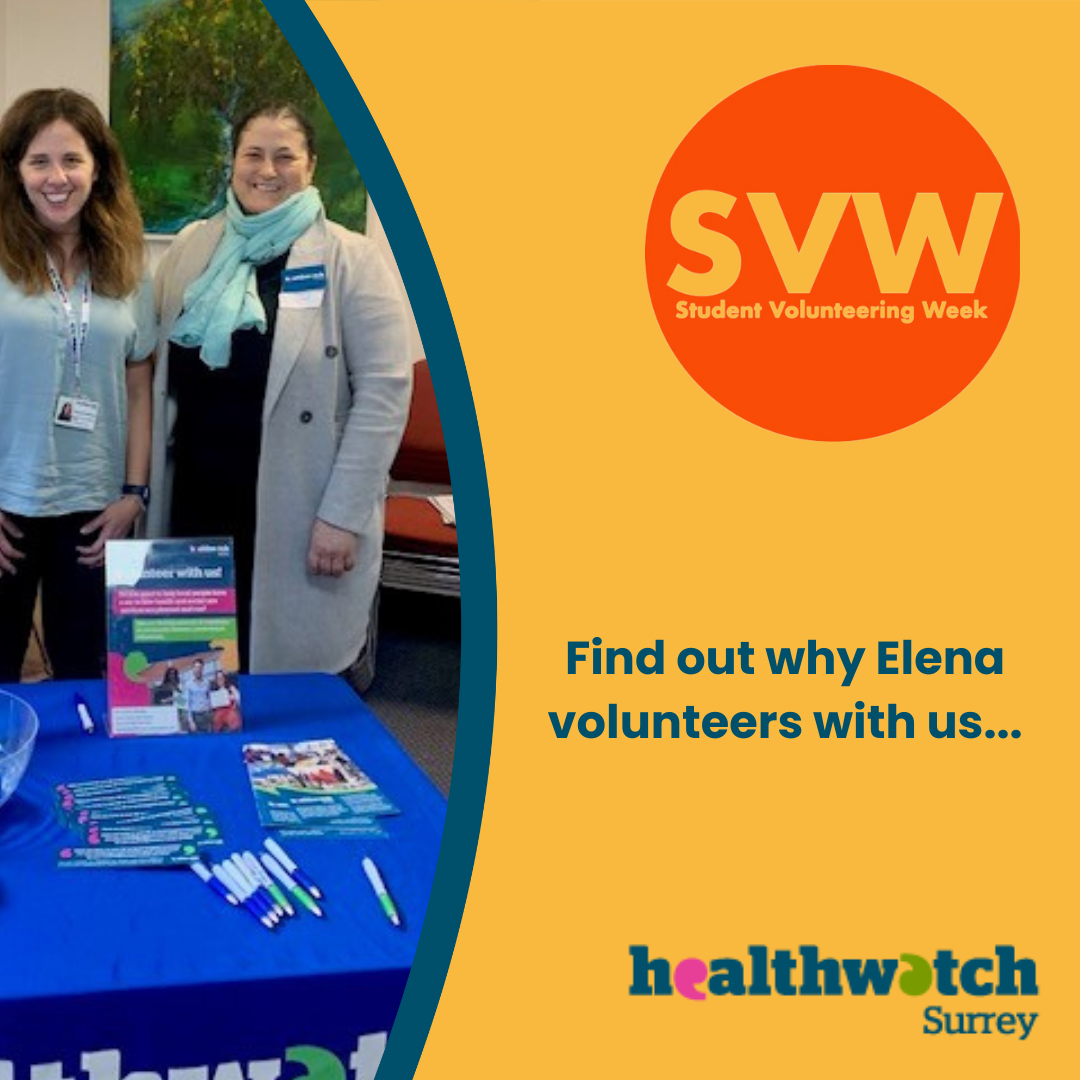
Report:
0,89,154,680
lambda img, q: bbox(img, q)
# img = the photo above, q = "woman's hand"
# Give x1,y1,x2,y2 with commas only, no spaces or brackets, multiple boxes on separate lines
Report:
0,510,25,576
308,518,358,577
75,496,143,568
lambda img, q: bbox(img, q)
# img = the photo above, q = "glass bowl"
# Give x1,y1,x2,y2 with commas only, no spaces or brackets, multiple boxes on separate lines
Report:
0,689,39,810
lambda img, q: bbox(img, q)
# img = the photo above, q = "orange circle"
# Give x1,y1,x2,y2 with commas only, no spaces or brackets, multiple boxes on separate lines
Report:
645,67,1019,441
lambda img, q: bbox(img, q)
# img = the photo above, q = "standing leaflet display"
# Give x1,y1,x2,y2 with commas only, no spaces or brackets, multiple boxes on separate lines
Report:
105,538,243,737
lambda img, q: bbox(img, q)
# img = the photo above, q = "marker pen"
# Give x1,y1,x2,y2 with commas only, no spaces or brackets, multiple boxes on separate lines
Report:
190,861,238,906
74,693,94,735
215,859,276,929
226,857,280,925
229,853,283,919
206,857,242,904
261,852,323,917
264,837,323,899
243,850,294,916
362,857,401,927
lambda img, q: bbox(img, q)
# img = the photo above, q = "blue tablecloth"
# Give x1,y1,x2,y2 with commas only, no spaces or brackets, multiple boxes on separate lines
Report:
0,674,446,1072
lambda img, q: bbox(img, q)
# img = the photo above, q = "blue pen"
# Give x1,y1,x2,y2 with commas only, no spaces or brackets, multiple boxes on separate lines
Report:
207,860,242,906
228,854,283,919
199,854,241,905
74,693,95,735
222,858,277,924
243,851,293,917
265,837,323,899
215,860,276,929
190,861,238,907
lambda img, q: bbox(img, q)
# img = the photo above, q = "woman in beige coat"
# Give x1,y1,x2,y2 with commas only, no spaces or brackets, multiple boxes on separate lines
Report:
150,102,411,679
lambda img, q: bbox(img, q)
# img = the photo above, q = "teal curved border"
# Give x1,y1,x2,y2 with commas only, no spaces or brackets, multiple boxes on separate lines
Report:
261,3,496,1077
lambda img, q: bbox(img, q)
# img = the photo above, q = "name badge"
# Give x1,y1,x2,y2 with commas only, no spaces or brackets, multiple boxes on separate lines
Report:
280,265,327,309
55,395,99,432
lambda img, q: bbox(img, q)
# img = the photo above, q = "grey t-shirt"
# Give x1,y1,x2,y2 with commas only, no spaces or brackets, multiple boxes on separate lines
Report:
0,267,155,516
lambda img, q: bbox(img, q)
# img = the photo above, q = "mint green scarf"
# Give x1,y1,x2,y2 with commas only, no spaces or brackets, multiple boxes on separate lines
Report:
170,186,323,369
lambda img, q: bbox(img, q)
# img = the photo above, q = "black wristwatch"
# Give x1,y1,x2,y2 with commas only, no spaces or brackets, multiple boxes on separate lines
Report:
122,484,151,510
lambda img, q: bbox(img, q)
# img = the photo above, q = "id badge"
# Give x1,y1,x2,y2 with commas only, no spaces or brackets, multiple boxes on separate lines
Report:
54,395,99,432
279,264,327,309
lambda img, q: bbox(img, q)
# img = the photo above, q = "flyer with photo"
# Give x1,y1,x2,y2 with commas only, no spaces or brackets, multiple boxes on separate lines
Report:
243,739,398,833
105,538,243,737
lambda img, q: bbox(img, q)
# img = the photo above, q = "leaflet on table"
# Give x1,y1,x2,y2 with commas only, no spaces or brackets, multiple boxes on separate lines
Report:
57,844,204,868
54,774,222,867
105,538,244,737
243,739,398,833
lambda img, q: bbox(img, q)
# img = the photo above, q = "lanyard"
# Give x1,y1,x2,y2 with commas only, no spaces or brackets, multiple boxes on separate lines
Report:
46,258,92,394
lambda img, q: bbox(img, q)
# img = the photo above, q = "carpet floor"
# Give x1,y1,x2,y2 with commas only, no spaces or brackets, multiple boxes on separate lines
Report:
363,589,460,797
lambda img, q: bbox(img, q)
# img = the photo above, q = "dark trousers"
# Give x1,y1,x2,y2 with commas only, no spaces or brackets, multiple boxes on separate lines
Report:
0,511,106,682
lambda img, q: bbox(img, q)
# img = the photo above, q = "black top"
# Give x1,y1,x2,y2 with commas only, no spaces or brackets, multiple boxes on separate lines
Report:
169,252,289,540
168,251,289,670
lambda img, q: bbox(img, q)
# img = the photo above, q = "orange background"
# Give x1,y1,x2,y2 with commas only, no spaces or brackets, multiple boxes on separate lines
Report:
311,3,1076,1076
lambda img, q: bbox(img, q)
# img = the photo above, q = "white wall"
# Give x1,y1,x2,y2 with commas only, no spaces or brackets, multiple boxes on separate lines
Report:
0,0,424,360
2,0,110,110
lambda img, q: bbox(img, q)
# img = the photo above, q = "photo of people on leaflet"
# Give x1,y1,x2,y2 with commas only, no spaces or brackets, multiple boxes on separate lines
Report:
142,654,242,735
3,0,457,795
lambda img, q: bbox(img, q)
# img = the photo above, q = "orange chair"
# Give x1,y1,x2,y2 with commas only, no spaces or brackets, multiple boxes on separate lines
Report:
381,360,460,597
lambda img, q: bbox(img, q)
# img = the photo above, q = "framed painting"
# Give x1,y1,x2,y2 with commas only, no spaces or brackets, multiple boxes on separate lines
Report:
110,0,367,235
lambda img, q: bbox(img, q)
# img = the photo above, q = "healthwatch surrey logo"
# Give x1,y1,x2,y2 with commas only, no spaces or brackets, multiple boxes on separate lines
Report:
629,945,1039,1040
644,66,1020,440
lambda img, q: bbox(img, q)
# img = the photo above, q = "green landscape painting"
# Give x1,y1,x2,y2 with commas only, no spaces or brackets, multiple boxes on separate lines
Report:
111,0,366,234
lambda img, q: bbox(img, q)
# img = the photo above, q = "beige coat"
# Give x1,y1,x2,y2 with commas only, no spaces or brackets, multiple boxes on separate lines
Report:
149,211,412,673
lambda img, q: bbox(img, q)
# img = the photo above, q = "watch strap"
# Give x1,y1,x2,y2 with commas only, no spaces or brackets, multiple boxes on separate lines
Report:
122,483,151,509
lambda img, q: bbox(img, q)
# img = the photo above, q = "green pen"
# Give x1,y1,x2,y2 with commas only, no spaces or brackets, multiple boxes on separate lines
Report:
265,880,294,916
262,852,323,917
362,857,401,927
244,850,294,917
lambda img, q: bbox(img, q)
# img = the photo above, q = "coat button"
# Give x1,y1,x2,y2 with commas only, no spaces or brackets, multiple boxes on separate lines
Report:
300,410,313,424
325,345,339,358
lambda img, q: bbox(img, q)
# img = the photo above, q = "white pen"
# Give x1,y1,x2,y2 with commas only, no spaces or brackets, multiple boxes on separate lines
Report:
226,855,282,923
190,860,238,906
243,850,294,916
208,860,242,901
233,853,284,918
261,852,323,917
362,857,401,927
74,693,94,735
264,837,323,899
217,859,276,929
